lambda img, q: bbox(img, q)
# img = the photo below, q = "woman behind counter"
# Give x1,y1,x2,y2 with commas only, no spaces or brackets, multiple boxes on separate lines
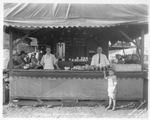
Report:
40,46,60,70
13,51,28,69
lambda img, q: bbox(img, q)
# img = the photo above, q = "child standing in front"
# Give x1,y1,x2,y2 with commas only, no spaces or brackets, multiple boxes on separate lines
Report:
104,68,117,111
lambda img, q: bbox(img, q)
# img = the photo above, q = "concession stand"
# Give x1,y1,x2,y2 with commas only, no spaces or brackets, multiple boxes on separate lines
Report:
3,3,148,104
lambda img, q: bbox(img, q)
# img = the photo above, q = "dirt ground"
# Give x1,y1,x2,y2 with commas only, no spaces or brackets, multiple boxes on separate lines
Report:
3,100,148,118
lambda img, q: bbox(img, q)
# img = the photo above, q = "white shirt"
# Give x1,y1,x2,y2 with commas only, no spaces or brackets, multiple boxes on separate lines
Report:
107,75,117,92
40,53,58,69
91,53,110,67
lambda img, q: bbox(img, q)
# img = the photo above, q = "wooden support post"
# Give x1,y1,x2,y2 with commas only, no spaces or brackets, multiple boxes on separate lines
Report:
135,38,141,61
118,29,141,50
121,41,125,55
135,42,140,54
13,29,39,48
13,33,30,48
9,28,13,71
106,40,109,59
141,29,145,72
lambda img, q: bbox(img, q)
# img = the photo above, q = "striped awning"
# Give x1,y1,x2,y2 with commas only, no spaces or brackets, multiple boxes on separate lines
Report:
4,3,148,29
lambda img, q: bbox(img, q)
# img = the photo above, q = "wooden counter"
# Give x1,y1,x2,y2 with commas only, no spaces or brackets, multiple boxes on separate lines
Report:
9,70,147,101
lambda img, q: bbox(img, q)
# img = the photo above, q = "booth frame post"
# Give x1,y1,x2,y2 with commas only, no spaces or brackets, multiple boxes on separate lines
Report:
8,28,14,104
106,40,109,58
118,29,141,50
141,28,145,72
121,41,125,55
9,28,13,71
141,28,147,101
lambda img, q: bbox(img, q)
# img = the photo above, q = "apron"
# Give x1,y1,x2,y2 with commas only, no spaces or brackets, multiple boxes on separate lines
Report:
43,55,54,69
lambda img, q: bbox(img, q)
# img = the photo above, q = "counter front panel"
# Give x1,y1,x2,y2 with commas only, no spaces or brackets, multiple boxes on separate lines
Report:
9,70,146,100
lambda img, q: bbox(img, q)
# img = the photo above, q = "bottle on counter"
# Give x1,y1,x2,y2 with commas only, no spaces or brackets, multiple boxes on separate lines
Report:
95,66,98,71
102,66,107,72
102,67,106,78
98,66,101,71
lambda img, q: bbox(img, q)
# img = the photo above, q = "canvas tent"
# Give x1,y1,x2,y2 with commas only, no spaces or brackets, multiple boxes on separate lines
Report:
4,3,148,28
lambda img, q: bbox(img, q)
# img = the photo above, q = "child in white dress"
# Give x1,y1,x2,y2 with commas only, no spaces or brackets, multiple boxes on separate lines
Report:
104,68,117,111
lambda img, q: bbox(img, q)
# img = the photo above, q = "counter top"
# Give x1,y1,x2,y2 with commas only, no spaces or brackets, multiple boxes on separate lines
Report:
10,69,147,79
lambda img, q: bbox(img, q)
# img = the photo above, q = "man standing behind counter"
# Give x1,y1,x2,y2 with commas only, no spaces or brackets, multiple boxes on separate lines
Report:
91,46,110,68
40,46,60,70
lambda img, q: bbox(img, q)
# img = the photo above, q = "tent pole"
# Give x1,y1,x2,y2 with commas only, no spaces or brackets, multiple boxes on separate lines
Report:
141,28,145,72
9,28,13,71
121,41,125,55
106,40,109,58
135,39,140,53
135,38,141,61
13,29,39,48
13,33,29,48
118,29,141,50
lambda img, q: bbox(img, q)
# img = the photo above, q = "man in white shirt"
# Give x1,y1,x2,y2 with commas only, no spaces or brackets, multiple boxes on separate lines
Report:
40,46,60,70
91,46,110,67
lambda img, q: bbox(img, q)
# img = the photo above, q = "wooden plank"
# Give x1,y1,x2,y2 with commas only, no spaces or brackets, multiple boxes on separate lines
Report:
13,100,62,106
12,99,101,106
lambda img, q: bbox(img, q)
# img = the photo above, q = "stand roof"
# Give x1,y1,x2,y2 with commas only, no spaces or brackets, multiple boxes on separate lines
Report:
4,3,148,28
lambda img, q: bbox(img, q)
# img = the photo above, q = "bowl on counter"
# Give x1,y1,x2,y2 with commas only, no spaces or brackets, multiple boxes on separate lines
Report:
64,67,70,70
23,64,30,70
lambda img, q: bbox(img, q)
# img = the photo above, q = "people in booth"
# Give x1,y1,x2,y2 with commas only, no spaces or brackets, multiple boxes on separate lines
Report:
29,53,40,69
115,54,125,64
40,46,60,70
12,51,27,69
12,54,20,69
91,46,110,67
24,54,31,64
124,54,133,64
131,54,141,64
